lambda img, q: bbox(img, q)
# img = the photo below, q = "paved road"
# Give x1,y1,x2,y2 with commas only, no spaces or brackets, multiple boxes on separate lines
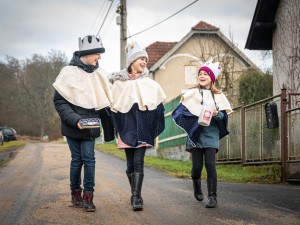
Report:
0,143,299,225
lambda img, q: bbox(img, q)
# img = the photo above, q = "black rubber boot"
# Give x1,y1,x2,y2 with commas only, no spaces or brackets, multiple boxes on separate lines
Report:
83,191,96,212
126,171,133,205
71,188,83,208
131,173,144,211
205,178,217,208
192,178,204,201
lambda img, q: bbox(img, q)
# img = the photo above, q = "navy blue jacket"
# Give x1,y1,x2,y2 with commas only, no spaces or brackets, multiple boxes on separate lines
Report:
172,103,229,152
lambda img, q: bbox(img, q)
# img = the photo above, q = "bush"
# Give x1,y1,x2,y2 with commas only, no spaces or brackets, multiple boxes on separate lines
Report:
239,70,273,105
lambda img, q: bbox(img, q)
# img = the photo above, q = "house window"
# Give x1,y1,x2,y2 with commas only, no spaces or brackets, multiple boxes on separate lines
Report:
184,65,198,85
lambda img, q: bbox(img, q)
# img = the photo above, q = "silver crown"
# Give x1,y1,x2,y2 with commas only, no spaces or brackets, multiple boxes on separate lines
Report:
78,35,104,51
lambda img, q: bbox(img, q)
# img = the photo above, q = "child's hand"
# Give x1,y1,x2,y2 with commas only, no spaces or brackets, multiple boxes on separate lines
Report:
212,109,218,117
77,122,84,130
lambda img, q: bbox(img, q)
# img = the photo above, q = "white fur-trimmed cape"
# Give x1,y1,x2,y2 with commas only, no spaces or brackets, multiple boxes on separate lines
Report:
110,69,166,113
181,88,232,116
53,66,113,110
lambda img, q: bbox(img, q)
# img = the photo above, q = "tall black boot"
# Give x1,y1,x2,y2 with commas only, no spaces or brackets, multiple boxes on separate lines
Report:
126,171,133,205
126,171,132,186
192,178,204,201
131,173,144,211
205,178,217,208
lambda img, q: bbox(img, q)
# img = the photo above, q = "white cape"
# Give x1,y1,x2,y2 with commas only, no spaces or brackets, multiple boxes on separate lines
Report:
111,77,166,113
181,88,232,116
53,66,113,110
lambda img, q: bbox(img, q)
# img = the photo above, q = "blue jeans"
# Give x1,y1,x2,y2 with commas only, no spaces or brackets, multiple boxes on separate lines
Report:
67,137,95,192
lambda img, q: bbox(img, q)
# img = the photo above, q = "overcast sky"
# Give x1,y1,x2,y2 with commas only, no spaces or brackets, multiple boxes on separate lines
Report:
0,0,269,72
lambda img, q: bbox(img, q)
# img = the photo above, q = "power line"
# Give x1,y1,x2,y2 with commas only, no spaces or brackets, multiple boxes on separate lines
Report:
127,0,198,39
127,25,134,45
96,0,115,37
92,0,111,35
88,0,107,34
101,0,119,38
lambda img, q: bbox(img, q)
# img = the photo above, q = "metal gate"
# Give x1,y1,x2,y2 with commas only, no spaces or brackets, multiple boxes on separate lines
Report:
283,91,300,182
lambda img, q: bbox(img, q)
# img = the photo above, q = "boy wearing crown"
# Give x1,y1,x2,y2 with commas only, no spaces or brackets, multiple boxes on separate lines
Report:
53,35,114,212
172,60,232,208
109,42,166,211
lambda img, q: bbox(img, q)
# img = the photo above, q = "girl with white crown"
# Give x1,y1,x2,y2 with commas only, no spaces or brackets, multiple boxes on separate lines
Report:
172,59,232,208
110,41,166,211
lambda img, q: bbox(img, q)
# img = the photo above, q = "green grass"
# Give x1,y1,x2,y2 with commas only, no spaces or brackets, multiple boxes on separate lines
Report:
95,144,282,184
0,141,25,167
51,138,67,143
0,141,25,151
0,158,10,166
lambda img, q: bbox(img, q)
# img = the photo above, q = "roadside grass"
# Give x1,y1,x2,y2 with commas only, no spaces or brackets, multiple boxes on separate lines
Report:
0,141,25,167
0,141,25,151
52,138,67,143
0,158,10,166
95,144,282,184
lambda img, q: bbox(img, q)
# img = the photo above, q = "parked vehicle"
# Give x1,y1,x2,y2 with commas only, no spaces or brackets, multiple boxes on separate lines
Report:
0,130,3,145
0,127,17,142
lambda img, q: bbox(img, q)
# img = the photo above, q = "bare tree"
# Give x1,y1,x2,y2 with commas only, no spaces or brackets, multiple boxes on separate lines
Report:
0,50,67,139
186,32,246,106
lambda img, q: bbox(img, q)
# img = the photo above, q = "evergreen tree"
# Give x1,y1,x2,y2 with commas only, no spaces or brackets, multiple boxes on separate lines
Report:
238,70,273,105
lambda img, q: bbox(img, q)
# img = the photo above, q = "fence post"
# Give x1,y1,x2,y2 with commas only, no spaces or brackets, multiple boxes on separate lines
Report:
241,102,246,164
280,87,287,182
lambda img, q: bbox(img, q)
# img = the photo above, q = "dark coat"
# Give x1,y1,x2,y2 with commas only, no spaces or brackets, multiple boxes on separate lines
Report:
53,52,114,141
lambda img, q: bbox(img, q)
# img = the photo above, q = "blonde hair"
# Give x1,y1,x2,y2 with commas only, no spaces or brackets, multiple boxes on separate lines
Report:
190,83,222,94
211,83,222,94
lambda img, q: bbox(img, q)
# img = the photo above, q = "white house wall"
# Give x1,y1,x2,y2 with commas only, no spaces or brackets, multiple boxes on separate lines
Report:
273,0,300,95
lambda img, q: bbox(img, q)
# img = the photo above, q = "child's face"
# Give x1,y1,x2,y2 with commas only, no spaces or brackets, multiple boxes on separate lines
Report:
198,70,212,89
82,53,101,66
131,57,147,74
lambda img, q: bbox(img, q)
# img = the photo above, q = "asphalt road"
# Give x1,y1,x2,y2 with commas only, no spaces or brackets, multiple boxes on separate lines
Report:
0,143,299,225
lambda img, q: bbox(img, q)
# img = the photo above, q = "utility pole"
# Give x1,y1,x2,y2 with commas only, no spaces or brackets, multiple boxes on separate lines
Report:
117,0,127,69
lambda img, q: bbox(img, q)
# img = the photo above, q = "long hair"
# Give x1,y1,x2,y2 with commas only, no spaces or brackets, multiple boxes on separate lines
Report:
190,83,222,94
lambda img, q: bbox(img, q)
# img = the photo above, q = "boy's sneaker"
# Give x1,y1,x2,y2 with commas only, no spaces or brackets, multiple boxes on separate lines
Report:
83,191,96,212
71,188,83,208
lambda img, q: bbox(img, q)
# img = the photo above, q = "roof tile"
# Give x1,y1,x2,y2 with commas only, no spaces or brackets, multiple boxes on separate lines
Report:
146,41,177,69
192,21,219,31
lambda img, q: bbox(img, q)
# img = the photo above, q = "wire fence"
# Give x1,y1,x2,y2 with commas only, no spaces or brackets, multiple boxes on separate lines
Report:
287,108,300,161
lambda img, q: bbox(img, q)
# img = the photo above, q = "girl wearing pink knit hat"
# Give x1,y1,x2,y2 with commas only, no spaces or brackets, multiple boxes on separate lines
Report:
172,59,232,208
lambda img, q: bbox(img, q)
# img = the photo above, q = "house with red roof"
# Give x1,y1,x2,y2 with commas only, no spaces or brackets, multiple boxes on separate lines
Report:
146,21,260,104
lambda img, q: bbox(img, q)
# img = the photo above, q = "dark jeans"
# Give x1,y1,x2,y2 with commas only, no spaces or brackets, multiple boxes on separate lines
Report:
67,137,95,192
125,147,146,174
191,148,217,180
